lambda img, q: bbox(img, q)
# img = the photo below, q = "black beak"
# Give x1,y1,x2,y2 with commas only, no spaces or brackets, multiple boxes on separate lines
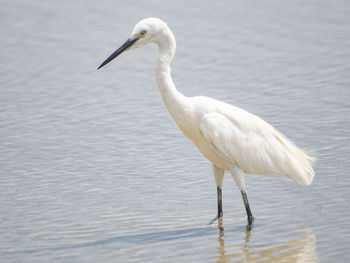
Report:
97,36,139,70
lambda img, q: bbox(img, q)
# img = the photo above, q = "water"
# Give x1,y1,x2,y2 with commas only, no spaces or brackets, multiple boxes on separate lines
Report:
1,0,350,262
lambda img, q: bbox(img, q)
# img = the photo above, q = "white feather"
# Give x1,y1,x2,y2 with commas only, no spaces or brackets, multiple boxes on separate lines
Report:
195,96,315,185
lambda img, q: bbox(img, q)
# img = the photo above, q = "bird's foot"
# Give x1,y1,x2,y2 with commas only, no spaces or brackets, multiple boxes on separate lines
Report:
246,216,255,231
208,215,219,225
208,214,223,225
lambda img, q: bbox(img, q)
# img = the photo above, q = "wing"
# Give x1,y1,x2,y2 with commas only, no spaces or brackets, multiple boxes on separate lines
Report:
199,111,279,174
199,110,315,185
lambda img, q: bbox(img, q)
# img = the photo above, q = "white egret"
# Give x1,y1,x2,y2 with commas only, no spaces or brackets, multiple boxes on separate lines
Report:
98,18,315,228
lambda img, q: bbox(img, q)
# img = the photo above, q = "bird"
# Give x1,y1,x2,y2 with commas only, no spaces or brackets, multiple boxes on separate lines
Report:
98,18,315,229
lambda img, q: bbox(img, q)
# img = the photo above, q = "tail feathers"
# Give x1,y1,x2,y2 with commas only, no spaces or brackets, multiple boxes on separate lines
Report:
274,131,316,186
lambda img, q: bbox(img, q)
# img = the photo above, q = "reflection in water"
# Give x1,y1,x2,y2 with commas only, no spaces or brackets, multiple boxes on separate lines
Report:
216,220,317,263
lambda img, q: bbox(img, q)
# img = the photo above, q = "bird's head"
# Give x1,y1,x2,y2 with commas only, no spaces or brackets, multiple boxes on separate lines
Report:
98,18,172,70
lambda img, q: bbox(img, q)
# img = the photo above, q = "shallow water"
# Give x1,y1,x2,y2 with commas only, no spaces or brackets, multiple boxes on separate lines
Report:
1,0,350,262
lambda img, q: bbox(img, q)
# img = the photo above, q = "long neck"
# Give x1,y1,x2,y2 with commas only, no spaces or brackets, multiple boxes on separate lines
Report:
154,31,188,118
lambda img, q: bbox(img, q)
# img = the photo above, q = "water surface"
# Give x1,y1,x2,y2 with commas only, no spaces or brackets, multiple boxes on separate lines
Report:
1,0,350,262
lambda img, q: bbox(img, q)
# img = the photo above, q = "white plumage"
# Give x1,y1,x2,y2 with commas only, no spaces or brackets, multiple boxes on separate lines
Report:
196,97,315,186
98,18,315,228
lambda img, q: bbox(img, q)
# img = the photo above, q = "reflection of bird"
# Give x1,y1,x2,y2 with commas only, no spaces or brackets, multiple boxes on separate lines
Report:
216,229,317,262
98,18,315,228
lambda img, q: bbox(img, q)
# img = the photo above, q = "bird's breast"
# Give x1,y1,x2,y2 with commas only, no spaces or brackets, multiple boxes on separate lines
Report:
175,116,232,171
192,134,232,170
166,97,232,171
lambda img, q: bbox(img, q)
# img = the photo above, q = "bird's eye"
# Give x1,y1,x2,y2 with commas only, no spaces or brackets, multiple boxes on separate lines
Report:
140,30,146,37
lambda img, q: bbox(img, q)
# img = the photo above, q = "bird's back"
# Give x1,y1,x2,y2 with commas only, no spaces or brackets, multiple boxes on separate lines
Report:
191,96,315,185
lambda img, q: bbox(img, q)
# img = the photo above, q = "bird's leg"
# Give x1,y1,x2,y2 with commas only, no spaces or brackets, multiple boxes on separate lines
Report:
230,165,254,229
241,190,254,229
217,186,223,218
213,165,225,219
